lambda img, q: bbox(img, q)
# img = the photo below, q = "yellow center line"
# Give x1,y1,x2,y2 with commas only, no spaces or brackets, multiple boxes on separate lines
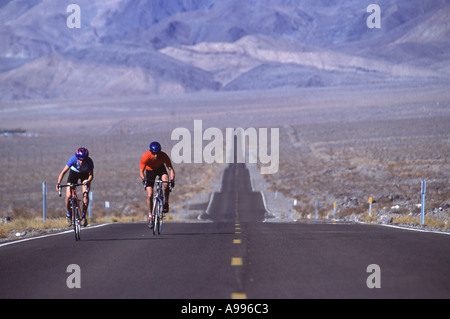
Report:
233,239,241,244
231,257,243,266
231,293,247,299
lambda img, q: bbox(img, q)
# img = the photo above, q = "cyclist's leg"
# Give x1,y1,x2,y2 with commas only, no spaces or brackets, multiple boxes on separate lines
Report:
81,179,90,211
64,185,72,226
161,173,170,213
65,171,77,226
81,178,90,226
146,186,154,214
145,170,156,220
65,185,71,212
153,165,170,213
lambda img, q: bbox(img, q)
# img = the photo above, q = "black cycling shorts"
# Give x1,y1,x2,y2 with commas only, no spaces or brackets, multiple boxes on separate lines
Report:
145,166,168,188
67,170,90,185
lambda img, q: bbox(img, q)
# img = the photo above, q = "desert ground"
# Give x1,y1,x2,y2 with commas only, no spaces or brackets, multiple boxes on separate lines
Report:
0,80,449,231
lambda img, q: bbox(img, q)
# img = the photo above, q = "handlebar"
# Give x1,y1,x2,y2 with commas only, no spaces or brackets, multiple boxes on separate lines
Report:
142,179,173,191
57,183,86,197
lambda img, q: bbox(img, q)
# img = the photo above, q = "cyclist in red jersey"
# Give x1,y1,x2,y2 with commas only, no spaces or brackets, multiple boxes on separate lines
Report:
139,142,175,223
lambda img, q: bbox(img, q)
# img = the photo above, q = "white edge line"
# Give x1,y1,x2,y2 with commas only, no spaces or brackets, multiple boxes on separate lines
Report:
260,191,273,222
246,163,272,221
373,222,450,236
204,165,226,216
0,223,111,248
205,192,215,216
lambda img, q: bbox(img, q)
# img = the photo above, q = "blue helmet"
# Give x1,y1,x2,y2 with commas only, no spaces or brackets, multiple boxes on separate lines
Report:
75,147,89,160
149,141,161,154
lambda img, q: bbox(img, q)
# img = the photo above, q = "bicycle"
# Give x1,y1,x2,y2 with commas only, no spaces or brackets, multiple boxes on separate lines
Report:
58,183,84,241
145,179,171,235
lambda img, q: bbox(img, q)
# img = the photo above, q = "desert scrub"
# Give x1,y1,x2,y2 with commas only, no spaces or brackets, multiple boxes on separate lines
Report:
359,213,379,223
392,214,448,229
391,214,421,226
0,226,8,238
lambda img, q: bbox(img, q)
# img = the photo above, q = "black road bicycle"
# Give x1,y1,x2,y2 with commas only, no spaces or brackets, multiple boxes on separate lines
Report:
59,183,84,241
146,179,171,235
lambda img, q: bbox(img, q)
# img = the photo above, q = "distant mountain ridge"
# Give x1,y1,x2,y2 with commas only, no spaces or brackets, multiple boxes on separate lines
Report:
0,0,449,101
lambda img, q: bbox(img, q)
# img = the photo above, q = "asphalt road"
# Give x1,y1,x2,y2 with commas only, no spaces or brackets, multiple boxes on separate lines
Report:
1,163,449,299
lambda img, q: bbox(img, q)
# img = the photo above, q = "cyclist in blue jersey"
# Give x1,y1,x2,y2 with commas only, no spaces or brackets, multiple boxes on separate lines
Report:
56,147,94,227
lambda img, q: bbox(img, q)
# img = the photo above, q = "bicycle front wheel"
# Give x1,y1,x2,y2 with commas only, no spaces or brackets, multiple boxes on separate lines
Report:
157,201,163,235
152,200,159,235
73,204,81,241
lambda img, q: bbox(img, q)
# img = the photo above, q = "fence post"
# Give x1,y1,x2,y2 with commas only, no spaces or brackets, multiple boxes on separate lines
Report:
333,202,336,219
42,181,47,224
88,191,93,219
421,180,426,225
286,202,290,219
315,200,318,223
105,201,110,220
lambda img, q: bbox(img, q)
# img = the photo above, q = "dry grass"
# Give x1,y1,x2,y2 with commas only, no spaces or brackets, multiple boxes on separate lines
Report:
391,214,449,230
0,217,67,238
